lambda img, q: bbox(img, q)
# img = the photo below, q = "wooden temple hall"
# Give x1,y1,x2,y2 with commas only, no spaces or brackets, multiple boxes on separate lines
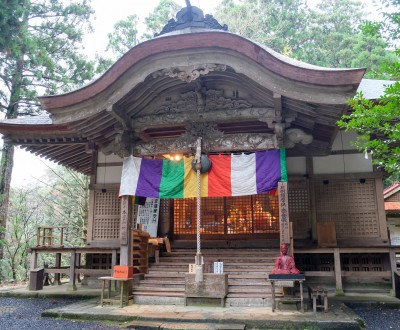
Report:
0,4,398,305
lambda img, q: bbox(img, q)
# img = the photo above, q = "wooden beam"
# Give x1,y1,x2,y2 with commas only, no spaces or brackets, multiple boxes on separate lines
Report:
108,105,132,130
273,93,282,116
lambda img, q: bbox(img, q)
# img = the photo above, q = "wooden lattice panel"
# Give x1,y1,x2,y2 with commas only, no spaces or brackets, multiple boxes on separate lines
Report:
288,180,311,239
341,254,386,272
315,179,379,238
88,253,113,269
294,253,334,272
93,189,120,240
173,194,279,236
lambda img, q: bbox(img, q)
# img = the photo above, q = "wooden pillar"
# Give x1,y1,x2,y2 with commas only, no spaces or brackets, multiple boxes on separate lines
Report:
375,177,389,240
390,247,397,292
55,253,62,285
30,250,38,271
76,253,81,283
68,250,77,291
306,157,317,241
334,248,343,292
120,195,132,266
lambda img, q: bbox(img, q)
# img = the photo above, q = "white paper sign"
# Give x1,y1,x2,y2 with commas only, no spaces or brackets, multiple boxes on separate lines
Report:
213,262,224,274
136,198,160,237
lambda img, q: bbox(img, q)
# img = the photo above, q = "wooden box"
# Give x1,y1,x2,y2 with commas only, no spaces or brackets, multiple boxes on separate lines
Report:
113,265,134,279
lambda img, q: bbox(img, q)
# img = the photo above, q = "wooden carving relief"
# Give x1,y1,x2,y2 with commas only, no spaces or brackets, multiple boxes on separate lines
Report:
133,107,275,129
152,64,227,83
134,132,278,156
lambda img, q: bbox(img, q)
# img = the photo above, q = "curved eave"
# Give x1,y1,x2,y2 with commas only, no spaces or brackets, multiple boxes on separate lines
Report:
0,123,70,134
0,123,93,175
39,31,366,111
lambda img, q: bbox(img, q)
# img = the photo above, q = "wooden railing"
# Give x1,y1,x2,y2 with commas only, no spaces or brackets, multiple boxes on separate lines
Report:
28,246,119,291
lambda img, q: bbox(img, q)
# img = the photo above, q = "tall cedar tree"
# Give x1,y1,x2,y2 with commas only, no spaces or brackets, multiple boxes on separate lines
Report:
0,0,98,280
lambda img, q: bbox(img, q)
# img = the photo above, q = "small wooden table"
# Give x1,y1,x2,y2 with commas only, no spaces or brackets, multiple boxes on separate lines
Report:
99,276,133,307
308,285,328,313
268,274,305,313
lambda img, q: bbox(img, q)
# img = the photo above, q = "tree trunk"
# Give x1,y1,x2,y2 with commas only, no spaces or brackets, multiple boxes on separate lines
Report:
0,142,15,282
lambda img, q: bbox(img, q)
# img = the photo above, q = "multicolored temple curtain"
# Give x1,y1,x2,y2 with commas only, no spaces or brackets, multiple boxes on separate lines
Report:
119,148,287,198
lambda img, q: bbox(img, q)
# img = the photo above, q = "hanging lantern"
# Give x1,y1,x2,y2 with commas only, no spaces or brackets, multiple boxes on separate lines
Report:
191,155,212,173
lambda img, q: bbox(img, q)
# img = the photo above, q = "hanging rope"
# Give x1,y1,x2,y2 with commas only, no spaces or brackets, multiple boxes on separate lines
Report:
197,161,201,256
194,137,203,282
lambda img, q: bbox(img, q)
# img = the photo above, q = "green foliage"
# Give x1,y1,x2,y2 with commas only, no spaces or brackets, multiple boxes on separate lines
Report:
338,0,400,175
106,15,140,59
213,0,392,76
2,186,47,281
0,0,99,118
338,84,400,173
142,0,182,40
1,165,89,282
104,0,181,60
0,0,25,53
214,0,310,56
38,166,90,247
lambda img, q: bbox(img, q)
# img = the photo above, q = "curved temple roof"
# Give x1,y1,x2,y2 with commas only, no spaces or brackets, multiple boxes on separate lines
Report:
0,6,368,175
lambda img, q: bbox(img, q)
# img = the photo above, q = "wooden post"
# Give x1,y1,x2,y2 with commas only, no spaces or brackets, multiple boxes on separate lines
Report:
76,253,81,283
289,222,294,257
60,227,64,246
68,250,77,291
30,249,37,271
55,253,62,285
375,177,389,240
390,247,397,292
333,248,343,292
120,195,132,266
36,228,40,247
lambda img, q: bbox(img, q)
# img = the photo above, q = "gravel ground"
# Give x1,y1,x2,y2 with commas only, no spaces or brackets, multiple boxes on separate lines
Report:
0,297,122,330
348,303,400,330
1,296,400,329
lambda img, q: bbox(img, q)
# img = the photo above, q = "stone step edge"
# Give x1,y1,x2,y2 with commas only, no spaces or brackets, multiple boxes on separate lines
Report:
125,320,246,329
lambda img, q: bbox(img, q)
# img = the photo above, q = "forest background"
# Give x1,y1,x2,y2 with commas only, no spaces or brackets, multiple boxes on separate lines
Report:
0,0,398,283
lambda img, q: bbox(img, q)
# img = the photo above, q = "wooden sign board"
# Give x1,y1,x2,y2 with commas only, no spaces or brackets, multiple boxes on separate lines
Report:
317,222,337,247
278,182,290,245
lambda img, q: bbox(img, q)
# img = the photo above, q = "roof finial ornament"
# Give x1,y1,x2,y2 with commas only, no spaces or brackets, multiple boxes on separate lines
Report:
154,0,228,37
185,0,193,21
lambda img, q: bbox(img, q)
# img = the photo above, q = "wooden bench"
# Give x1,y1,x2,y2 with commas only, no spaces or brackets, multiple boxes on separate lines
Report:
308,285,328,313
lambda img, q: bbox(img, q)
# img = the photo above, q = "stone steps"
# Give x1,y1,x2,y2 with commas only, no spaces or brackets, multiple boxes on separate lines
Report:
132,248,279,306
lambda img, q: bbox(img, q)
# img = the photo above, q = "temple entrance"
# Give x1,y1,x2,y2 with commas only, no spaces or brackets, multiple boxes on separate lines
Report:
172,193,280,240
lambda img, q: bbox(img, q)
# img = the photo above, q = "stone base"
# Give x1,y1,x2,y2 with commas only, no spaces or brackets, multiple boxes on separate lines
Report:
133,295,184,305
